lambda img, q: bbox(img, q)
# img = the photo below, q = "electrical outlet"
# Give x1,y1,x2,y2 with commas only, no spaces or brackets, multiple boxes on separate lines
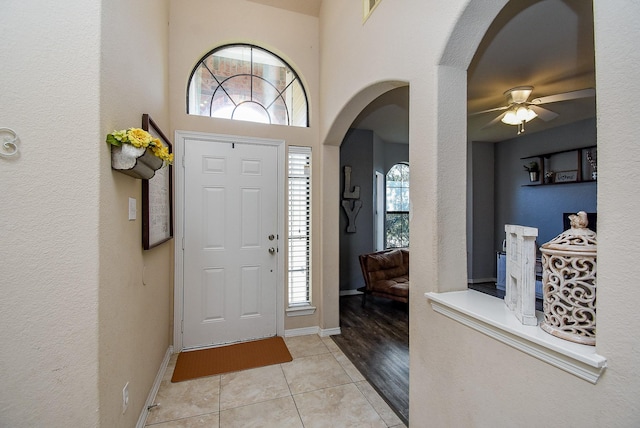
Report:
122,382,129,414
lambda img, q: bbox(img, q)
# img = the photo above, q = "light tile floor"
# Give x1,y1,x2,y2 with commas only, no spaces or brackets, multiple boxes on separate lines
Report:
145,335,406,427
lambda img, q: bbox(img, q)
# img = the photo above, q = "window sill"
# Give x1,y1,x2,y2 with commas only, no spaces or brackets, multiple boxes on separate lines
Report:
425,289,607,384
286,304,316,317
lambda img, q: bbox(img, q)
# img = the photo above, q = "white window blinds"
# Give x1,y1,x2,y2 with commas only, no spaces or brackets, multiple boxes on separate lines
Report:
288,146,312,305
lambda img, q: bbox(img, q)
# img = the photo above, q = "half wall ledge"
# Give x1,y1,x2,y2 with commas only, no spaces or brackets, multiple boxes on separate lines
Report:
425,290,607,384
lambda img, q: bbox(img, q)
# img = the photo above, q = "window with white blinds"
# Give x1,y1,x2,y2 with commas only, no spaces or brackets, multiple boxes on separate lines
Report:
288,146,312,306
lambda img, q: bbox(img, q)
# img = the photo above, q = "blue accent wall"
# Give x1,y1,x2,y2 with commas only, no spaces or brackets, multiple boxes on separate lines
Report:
493,117,597,252
339,129,409,292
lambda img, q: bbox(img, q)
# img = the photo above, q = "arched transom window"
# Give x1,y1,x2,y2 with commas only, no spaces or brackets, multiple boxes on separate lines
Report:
187,44,309,127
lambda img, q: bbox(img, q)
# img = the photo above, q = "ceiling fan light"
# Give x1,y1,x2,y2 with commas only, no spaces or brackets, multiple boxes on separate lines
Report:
501,109,520,125
524,107,537,122
506,86,534,104
517,106,537,123
516,106,529,122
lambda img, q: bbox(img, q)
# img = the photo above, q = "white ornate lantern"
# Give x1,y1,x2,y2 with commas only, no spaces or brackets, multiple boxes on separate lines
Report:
540,211,597,345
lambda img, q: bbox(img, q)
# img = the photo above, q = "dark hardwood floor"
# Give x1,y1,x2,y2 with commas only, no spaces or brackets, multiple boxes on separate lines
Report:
331,283,538,426
331,295,409,425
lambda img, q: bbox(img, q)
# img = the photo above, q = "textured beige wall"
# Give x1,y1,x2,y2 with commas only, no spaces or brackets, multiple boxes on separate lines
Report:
320,0,640,425
99,0,172,426
3,0,639,426
0,1,102,426
168,0,322,333
590,0,640,423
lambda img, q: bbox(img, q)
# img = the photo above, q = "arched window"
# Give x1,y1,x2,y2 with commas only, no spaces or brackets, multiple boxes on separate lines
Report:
187,44,309,127
386,163,409,248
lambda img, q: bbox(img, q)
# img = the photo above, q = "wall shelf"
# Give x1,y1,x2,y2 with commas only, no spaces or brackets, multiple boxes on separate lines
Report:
521,145,597,186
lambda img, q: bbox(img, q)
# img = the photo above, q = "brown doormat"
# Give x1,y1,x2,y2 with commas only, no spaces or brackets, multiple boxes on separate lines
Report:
171,336,293,382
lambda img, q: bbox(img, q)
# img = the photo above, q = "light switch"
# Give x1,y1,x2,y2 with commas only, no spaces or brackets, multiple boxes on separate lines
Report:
128,198,136,220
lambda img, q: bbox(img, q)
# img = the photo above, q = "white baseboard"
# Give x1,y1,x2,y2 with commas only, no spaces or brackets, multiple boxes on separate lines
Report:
136,346,173,428
339,289,363,296
285,326,319,337
467,277,497,284
319,327,341,337
284,326,341,337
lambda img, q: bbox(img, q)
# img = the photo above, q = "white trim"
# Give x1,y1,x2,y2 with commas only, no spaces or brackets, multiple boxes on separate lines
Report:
363,0,382,22
136,346,173,428
286,305,316,317
319,327,341,337
375,171,384,251
339,289,363,296
285,326,319,337
173,131,285,352
284,326,342,337
425,290,607,384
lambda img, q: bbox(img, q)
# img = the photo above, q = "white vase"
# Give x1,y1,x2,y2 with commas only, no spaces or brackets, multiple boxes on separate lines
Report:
111,144,163,179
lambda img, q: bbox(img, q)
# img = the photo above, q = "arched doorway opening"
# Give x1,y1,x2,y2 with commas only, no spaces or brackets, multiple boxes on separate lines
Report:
465,1,596,300
333,85,410,423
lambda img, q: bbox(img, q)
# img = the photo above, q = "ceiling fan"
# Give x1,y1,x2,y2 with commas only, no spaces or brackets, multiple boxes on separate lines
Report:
470,86,595,135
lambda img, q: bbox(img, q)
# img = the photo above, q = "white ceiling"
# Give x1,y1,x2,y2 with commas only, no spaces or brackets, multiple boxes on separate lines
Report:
353,0,596,144
350,86,410,144
246,0,322,17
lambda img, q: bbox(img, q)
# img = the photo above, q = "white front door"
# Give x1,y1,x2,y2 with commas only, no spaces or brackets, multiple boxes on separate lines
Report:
182,136,279,349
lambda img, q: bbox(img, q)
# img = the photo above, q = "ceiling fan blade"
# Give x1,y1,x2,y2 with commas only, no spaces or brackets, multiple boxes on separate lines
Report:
531,88,595,105
468,105,509,117
480,112,506,130
529,105,559,122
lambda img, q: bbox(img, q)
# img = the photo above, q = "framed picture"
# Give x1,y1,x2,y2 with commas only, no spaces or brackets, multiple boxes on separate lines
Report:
554,170,578,183
142,114,173,250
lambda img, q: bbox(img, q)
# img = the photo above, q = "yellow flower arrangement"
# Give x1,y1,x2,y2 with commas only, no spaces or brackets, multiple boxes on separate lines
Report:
106,128,174,165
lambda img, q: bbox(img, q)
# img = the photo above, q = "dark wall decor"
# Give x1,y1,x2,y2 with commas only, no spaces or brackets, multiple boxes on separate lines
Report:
341,165,362,232
141,114,173,250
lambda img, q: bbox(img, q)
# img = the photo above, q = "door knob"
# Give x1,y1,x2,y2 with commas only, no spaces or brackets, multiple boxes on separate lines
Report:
268,247,276,254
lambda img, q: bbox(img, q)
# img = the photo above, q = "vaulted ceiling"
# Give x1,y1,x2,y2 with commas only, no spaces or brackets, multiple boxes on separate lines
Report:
467,0,595,142
246,0,322,17
246,0,596,145
355,0,596,144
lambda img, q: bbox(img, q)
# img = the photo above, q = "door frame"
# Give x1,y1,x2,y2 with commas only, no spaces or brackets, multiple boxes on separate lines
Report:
173,130,286,352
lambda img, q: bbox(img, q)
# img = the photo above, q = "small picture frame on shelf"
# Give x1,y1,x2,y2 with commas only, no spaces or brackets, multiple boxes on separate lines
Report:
554,170,578,183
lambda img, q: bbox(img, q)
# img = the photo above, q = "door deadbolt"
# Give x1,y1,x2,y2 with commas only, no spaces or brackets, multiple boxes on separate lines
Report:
268,234,275,241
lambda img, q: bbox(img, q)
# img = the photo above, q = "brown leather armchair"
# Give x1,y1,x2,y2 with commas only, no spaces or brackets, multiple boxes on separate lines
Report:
358,248,409,306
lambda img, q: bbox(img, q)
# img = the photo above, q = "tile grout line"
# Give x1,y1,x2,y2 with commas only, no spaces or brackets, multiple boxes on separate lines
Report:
327,337,403,427
148,335,396,427
354,381,395,428
279,362,306,427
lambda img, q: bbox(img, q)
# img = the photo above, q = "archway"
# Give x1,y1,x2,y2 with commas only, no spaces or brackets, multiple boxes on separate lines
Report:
319,81,410,337
322,81,410,422
323,81,409,146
